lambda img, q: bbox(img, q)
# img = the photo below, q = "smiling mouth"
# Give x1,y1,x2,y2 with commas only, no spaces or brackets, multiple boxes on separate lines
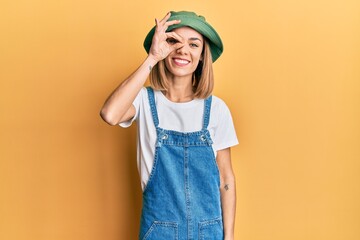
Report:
173,58,190,66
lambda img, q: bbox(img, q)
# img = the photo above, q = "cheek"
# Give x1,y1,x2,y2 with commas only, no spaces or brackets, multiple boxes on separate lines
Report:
164,57,171,69
193,49,203,60
193,53,202,63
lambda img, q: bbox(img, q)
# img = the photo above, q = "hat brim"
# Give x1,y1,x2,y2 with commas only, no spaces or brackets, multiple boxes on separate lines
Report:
143,13,223,62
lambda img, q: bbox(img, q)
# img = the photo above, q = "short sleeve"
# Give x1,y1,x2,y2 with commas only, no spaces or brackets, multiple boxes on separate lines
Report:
212,101,239,151
119,87,146,128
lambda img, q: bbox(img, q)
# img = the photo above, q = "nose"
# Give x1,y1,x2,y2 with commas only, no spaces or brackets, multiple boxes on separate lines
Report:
176,44,189,55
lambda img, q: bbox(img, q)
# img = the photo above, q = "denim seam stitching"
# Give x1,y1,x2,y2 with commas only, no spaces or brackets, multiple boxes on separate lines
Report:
143,221,178,240
142,147,160,194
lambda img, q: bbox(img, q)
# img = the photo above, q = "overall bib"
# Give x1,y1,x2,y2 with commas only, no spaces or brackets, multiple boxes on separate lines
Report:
139,87,223,240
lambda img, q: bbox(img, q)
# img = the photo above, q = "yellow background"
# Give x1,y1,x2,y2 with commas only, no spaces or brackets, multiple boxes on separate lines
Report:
1,0,359,239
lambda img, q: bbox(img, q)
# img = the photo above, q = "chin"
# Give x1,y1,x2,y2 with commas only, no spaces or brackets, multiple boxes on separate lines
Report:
167,69,194,78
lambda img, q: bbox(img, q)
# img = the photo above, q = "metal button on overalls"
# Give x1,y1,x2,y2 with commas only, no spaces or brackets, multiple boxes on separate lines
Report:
139,87,223,240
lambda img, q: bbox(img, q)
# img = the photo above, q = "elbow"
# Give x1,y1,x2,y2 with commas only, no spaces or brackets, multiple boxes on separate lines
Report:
100,108,119,126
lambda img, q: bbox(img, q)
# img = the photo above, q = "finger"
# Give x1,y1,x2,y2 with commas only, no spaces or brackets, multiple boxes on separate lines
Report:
169,42,185,53
155,14,173,32
166,31,184,43
154,18,161,33
164,19,181,27
167,35,185,51
159,12,171,25
155,18,165,33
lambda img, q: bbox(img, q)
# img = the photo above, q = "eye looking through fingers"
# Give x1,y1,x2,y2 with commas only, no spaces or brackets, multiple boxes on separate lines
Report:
166,37,179,45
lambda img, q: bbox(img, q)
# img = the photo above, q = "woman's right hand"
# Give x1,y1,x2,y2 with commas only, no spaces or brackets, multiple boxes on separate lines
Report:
148,12,184,62
101,13,183,126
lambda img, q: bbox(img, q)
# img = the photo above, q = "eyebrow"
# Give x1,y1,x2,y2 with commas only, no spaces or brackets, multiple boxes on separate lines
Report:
189,37,202,42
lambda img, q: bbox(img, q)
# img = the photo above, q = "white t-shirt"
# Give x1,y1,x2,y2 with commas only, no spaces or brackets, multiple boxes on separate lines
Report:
120,87,239,190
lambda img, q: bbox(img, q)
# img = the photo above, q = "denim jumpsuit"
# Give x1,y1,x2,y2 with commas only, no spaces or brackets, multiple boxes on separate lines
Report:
139,87,223,240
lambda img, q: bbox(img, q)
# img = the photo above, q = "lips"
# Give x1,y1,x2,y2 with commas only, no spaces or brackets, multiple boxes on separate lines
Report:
173,58,190,66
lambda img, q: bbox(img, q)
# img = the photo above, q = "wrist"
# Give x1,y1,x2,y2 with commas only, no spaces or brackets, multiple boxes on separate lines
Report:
146,54,160,65
224,237,234,240
143,55,159,73
224,232,234,240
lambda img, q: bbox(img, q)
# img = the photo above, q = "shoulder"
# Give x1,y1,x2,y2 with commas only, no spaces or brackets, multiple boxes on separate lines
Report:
210,95,231,114
141,86,149,96
130,87,149,111
211,95,227,106
136,86,149,102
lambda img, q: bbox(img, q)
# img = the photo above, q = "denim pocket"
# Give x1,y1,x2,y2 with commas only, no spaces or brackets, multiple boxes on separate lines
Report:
199,217,223,240
142,221,178,240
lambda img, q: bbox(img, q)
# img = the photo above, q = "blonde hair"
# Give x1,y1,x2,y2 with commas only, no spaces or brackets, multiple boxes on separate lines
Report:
149,39,214,99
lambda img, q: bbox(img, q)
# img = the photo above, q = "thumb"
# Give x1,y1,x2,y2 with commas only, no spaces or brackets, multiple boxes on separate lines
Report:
170,42,185,52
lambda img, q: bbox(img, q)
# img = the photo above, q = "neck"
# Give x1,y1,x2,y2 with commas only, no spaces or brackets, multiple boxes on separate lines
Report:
163,74,194,103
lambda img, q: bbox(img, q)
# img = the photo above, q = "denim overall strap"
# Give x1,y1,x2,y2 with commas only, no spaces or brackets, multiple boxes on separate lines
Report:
202,95,212,130
146,87,159,127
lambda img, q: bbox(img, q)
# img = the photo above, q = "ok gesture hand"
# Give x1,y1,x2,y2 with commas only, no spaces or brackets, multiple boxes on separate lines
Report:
148,12,184,62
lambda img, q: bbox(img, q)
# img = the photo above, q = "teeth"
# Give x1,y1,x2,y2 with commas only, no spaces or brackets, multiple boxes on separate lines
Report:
174,59,189,64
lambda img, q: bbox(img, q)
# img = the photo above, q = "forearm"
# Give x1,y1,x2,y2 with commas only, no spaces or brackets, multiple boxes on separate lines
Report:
220,175,236,240
100,56,158,125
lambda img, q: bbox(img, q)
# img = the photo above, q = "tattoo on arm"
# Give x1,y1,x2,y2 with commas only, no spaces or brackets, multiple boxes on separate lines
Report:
224,184,229,191
149,65,152,71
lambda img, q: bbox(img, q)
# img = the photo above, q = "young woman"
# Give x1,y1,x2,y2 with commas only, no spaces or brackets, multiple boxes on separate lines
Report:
100,11,239,240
